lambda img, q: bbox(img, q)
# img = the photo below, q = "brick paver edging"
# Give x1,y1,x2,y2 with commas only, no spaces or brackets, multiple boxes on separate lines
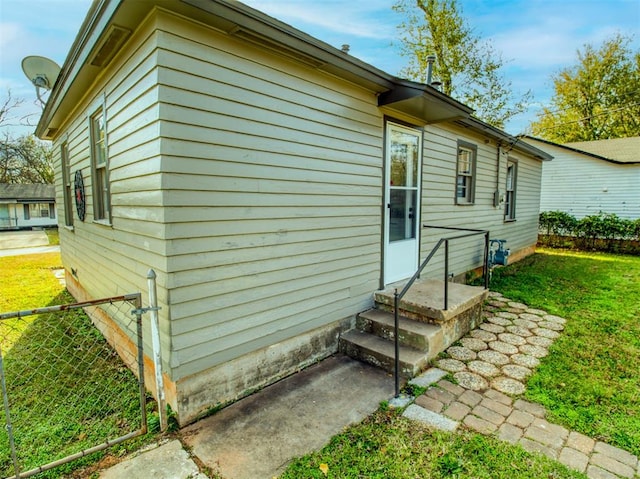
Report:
400,292,640,479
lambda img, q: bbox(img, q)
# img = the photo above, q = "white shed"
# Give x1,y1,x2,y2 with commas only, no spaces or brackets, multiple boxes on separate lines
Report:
526,136,640,220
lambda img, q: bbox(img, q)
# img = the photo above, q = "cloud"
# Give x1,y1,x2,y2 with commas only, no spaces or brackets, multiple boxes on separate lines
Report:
0,22,22,51
244,0,399,40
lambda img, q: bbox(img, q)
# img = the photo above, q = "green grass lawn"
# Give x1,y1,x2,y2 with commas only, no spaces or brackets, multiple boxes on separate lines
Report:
44,227,60,245
281,410,584,479
490,248,640,456
0,253,156,478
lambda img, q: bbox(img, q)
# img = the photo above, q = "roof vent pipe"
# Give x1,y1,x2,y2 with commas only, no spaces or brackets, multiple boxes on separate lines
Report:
426,54,437,85
341,44,350,53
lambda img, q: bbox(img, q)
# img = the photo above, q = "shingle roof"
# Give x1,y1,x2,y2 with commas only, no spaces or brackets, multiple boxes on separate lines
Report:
0,183,56,200
564,136,640,164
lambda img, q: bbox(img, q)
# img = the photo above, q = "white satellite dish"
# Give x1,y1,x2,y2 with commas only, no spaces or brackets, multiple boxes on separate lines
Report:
21,55,61,107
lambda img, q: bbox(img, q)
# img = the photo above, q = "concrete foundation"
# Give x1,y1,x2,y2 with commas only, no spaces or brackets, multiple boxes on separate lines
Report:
65,269,355,425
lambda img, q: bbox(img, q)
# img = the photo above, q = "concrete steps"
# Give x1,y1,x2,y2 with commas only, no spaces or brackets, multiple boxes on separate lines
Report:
339,329,429,379
340,309,444,378
340,278,488,379
356,309,443,353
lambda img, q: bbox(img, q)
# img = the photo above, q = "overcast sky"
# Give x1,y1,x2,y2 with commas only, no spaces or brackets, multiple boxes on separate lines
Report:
1,0,638,137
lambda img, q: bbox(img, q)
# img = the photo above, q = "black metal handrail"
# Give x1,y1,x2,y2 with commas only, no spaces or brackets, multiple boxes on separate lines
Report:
392,225,490,397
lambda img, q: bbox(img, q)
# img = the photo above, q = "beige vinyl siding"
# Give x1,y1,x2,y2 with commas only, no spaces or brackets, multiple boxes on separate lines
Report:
536,142,640,220
419,124,542,279
155,12,384,380
51,16,170,358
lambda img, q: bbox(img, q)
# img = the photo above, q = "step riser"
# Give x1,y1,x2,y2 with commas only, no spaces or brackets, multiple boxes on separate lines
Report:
376,302,438,323
375,302,484,353
374,279,489,324
339,337,425,378
356,314,443,354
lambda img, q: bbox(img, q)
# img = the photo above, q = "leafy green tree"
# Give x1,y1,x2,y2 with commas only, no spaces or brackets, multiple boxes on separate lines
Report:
0,133,54,184
531,34,640,142
393,0,531,129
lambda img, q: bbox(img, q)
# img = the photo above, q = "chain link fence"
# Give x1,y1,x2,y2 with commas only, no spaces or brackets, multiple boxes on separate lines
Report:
0,293,148,478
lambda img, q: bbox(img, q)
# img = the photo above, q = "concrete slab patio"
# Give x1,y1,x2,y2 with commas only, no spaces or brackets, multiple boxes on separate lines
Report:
99,440,208,479
180,354,393,479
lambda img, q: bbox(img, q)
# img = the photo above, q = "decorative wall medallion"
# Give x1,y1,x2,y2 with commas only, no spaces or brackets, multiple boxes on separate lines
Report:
74,170,86,221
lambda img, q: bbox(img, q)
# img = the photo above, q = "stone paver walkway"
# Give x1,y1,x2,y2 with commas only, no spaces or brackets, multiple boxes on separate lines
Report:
402,292,640,479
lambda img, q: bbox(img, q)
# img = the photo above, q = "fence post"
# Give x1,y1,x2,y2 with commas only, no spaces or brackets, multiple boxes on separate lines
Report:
132,294,148,436
0,347,20,477
147,269,167,431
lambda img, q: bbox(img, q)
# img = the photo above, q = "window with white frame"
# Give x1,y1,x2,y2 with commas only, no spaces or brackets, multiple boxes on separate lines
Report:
61,142,73,227
456,142,476,204
505,159,517,221
24,203,54,219
90,107,110,222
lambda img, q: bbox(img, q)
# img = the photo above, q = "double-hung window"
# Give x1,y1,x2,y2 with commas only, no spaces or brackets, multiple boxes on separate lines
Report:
505,159,517,221
90,106,110,222
456,141,476,204
61,142,73,227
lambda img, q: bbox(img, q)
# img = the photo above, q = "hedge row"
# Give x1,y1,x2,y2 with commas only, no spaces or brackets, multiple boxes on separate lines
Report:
538,211,640,254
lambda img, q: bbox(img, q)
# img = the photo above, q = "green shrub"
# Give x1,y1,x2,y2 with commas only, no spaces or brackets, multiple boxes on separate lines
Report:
539,211,640,253
539,211,578,235
540,211,639,241
577,212,628,241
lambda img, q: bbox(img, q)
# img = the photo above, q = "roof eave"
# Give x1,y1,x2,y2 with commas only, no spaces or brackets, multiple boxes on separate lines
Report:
456,119,553,161
37,0,477,139
522,135,637,165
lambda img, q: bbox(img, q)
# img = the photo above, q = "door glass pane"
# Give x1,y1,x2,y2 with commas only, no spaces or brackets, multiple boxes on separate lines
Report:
389,189,417,242
390,131,419,187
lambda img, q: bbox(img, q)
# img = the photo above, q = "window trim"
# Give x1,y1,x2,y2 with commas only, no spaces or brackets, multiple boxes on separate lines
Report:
61,140,74,228
455,140,477,205
504,158,518,222
90,98,111,224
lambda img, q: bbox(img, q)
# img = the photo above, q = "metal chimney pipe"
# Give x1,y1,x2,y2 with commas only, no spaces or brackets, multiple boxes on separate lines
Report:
426,54,436,85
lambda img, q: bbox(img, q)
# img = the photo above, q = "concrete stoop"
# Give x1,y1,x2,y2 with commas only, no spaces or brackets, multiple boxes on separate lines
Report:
340,278,488,379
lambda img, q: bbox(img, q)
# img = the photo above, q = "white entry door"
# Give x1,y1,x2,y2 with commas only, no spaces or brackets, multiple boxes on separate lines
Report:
384,122,422,284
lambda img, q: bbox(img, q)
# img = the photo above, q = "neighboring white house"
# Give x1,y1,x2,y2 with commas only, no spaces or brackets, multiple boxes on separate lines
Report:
525,136,640,219
35,0,552,425
0,184,56,230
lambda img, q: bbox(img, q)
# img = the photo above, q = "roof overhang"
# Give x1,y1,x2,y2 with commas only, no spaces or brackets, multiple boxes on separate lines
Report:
522,135,638,164
378,82,473,124
456,118,553,161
